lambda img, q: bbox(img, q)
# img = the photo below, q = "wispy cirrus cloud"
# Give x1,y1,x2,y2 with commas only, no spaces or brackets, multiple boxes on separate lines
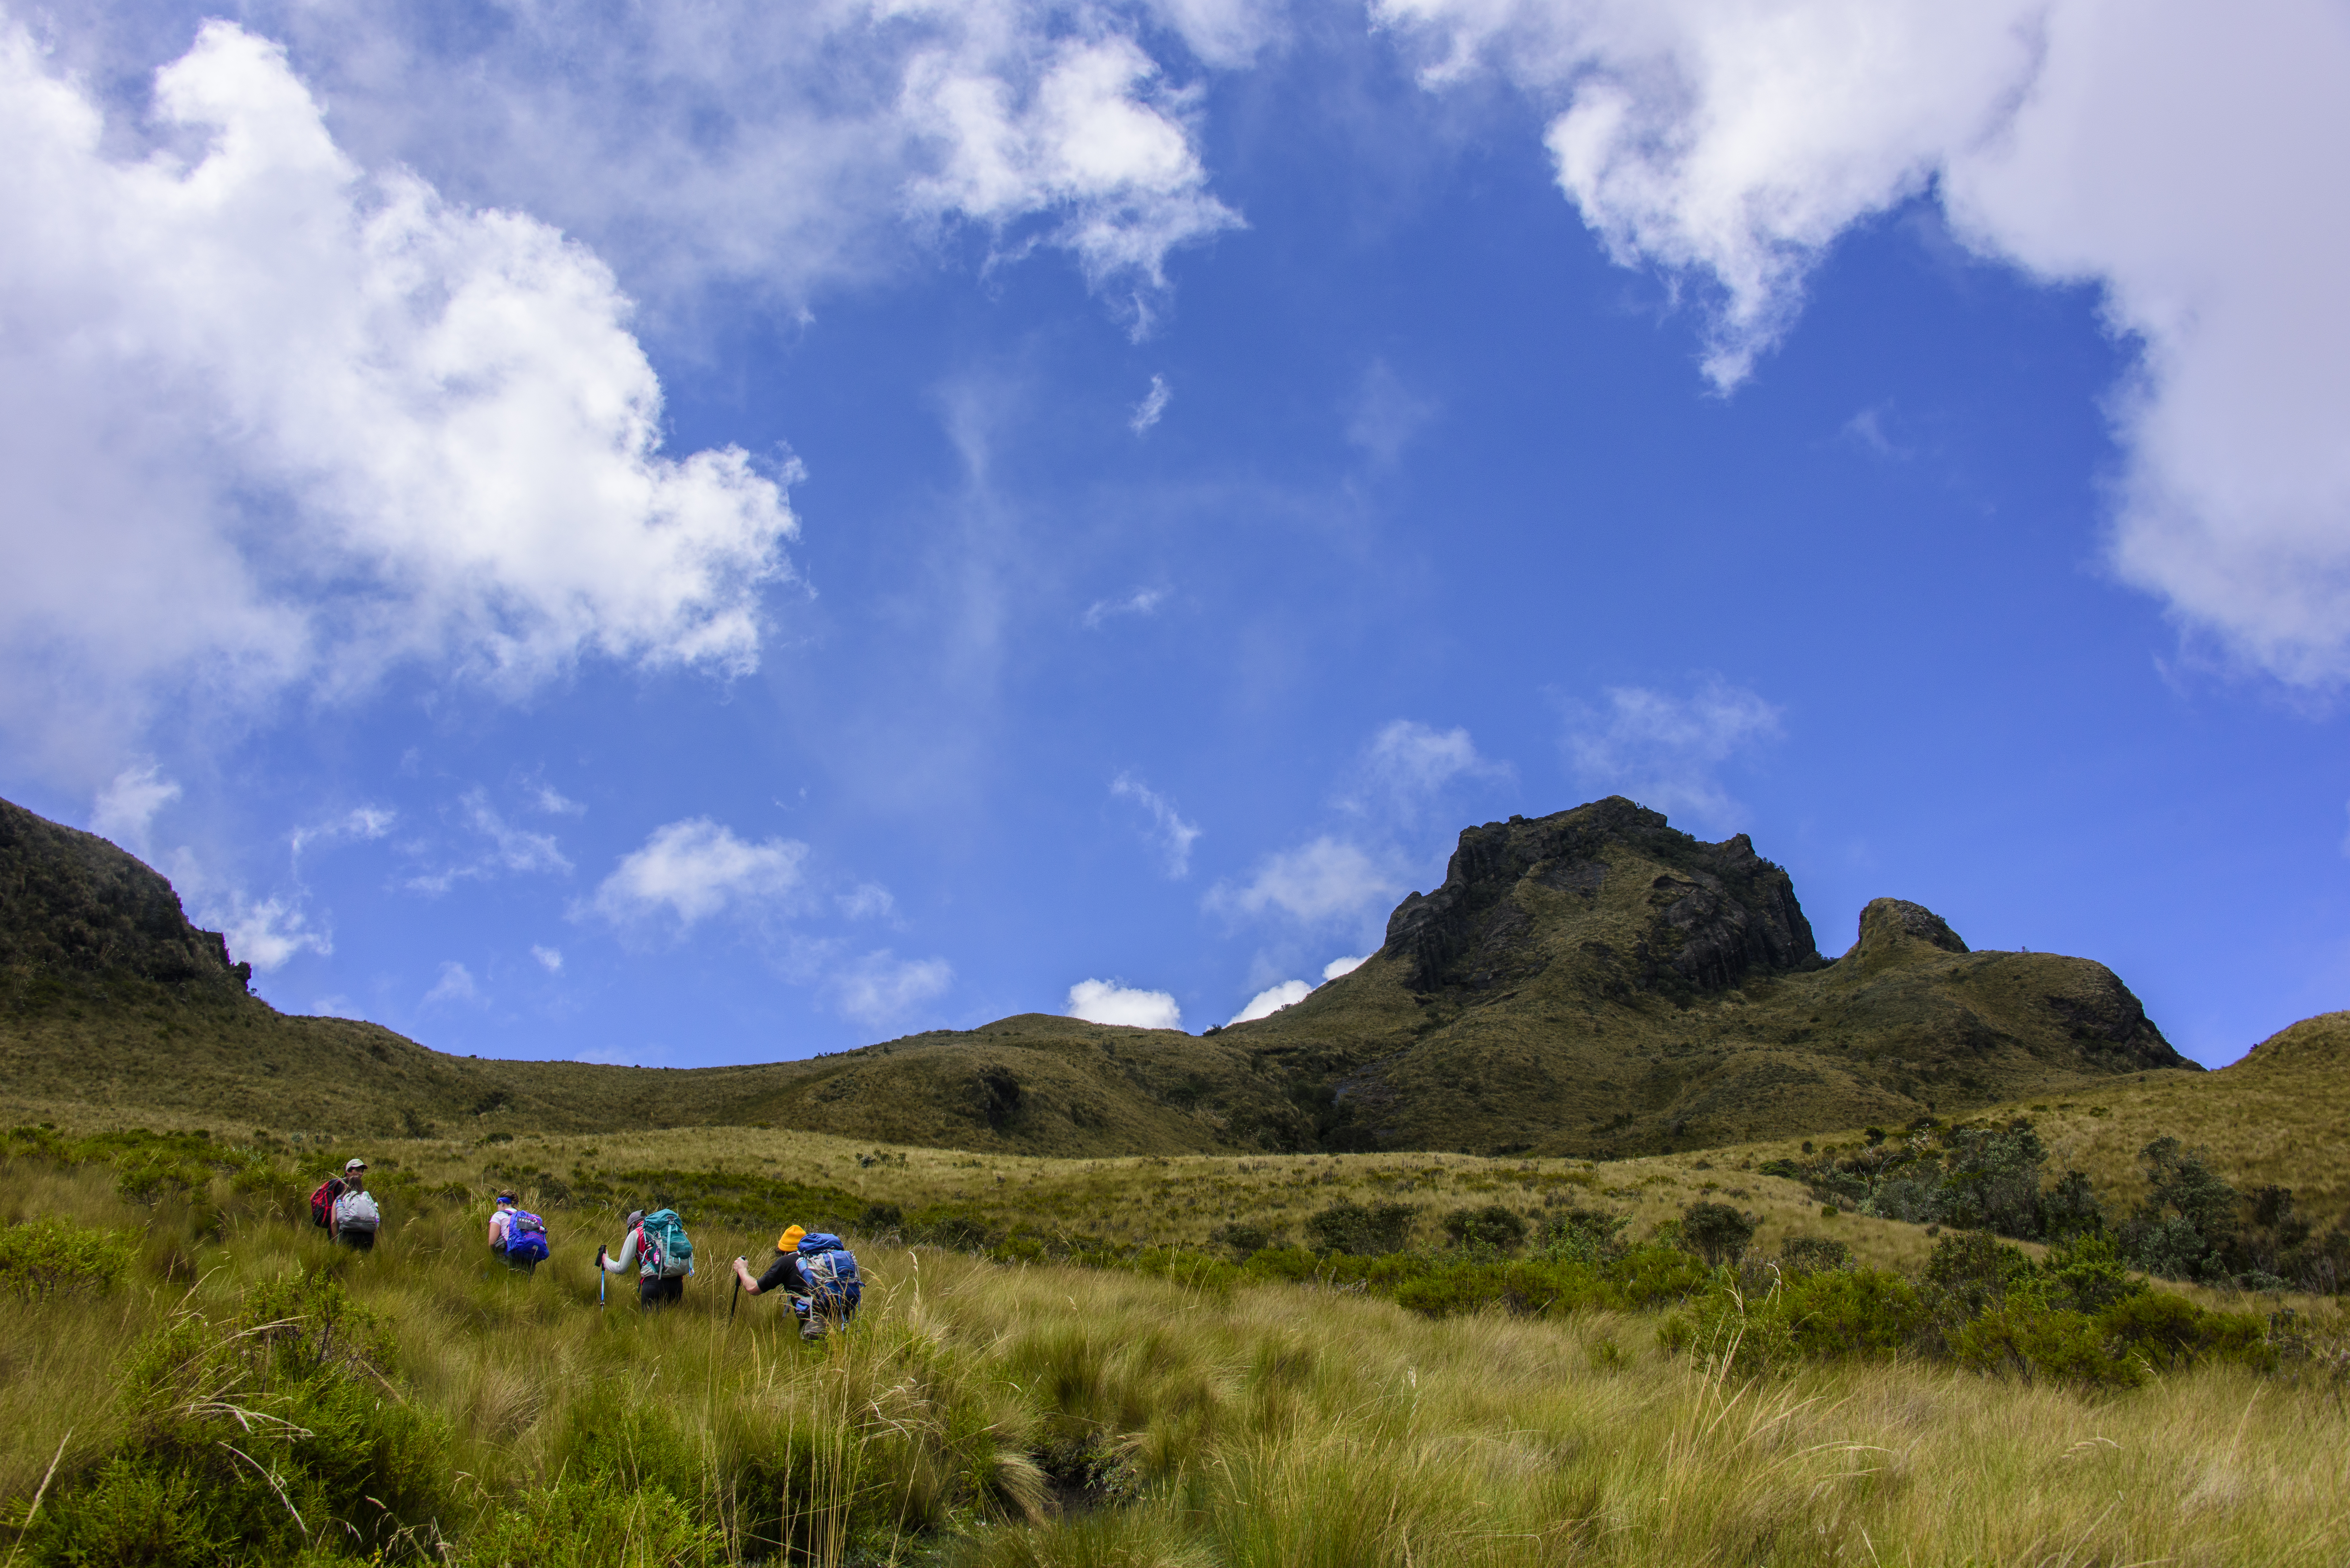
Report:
1130,373,1172,432
1112,772,1203,878
1083,587,1169,629
406,790,570,895
1207,835,1402,929
90,764,181,856
1559,678,1781,830
832,951,954,1027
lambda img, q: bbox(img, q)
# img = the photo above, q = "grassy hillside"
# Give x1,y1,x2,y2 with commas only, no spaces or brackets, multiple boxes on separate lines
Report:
1964,1010,2350,1231
18,1004,2343,1290
1,1125,2345,1566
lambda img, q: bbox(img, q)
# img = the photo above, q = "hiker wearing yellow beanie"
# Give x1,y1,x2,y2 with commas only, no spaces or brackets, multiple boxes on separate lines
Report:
733,1224,863,1341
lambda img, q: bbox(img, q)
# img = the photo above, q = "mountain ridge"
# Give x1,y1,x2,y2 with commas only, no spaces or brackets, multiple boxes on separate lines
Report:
1,792,2198,1153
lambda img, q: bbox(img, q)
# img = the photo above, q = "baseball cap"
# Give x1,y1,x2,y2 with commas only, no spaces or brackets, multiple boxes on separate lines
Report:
344,1158,367,1172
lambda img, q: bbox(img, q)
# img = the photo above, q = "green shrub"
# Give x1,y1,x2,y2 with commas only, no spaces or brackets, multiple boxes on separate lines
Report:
2097,1291,2270,1373
1439,1204,1527,1255
1774,1268,1924,1359
1922,1231,2037,1324
0,1217,135,1301
1536,1206,1630,1265
1611,1243,1713,1307
1679,1201,1755,1267
1207,1221,1280,1257
2036,1234,2147,1315
1304,1201,1416,1257
1952,1305,2146,1389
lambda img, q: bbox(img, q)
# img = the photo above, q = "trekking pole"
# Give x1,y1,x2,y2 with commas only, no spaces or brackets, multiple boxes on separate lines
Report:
729,1273,741,1325
597,1245,606,1311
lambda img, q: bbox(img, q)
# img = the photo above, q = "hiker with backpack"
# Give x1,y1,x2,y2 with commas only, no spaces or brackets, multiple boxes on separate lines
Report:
489,1192,549,1275
312,1158,381,1251
598,1206,694,1308
731,1225,862,1342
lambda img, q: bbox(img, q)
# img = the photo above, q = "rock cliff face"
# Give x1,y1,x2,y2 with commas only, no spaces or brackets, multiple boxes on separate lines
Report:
1384,798,1817,998
0,797,251,995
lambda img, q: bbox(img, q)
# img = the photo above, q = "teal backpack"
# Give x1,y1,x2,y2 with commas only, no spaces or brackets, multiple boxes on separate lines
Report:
639,1210,694,1278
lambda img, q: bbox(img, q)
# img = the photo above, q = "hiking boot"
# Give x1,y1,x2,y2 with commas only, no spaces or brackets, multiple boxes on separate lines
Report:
800,1319,826,1342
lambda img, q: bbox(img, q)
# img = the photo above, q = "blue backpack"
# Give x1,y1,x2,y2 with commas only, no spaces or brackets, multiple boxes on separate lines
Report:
795,1231,861,1313
640,1210,694,1278
505,1211,549,1263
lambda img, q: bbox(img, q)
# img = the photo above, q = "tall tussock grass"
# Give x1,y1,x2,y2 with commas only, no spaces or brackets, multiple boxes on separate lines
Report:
4,1135,2350,1565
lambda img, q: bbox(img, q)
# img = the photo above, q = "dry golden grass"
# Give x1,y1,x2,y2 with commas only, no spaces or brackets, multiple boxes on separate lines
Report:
4,1151,2348,1567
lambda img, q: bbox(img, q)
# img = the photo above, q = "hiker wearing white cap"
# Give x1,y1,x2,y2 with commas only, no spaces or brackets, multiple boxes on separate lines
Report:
328,1159,380,1250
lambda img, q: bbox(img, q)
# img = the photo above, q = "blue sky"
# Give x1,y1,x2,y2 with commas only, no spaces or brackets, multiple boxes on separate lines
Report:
5,0,2348,1069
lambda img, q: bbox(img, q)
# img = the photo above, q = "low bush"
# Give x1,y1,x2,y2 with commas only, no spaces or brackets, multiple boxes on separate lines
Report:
1679,1202,1756,1267
1439,1204,1527,1254
1304,1201,1418,1257
0,1218,135,1301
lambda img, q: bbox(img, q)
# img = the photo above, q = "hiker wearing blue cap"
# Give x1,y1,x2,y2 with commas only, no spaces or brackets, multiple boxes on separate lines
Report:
488,1192,548,1275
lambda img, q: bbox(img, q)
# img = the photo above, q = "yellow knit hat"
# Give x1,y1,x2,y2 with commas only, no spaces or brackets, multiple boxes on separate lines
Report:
777,1225,807,1254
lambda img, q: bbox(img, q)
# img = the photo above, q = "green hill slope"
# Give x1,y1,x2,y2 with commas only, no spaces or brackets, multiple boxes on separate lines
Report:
1,793,2200,1154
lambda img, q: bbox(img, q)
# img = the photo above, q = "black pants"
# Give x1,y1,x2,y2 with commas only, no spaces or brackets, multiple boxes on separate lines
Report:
337,1229,376,1251
640,1275,683,1309
501,1251,539,1275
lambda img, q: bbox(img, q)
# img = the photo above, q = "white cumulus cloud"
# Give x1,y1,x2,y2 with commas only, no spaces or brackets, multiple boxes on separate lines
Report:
587,818,809,933
1322,954,1368,981
0,20,800,764
1066,977,1183,1030
904,32,1242,289
229,0,1249,325
1373,0,2350,685
1228,978,1309,1024
1561,678,1780,829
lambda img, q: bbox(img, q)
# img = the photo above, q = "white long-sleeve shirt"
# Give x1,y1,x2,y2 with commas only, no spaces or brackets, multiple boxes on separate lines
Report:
600,1225,643,1274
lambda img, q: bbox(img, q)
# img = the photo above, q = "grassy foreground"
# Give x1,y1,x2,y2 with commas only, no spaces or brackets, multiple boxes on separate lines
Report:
5,1130,2350,1566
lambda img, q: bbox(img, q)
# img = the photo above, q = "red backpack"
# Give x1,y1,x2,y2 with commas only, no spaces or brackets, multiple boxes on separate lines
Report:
309,1178,343,1229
